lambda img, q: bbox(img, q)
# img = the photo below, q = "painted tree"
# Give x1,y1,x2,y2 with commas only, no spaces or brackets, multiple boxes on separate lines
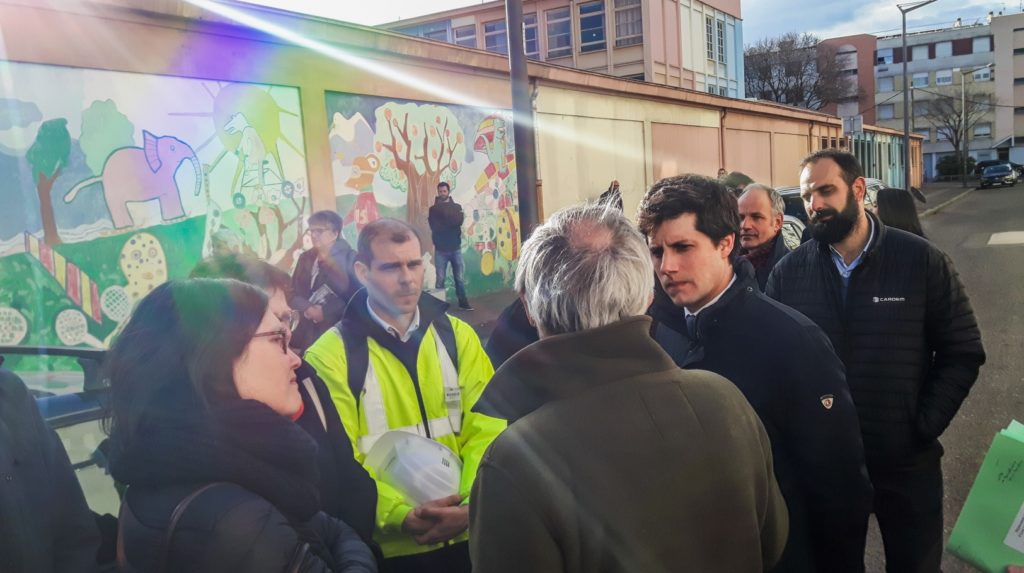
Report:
373,103,466,250
25,118,71,246
79,99,135,175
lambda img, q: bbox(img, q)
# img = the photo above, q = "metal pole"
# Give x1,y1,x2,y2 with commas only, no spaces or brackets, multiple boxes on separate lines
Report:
902,11,911,191
505,0,540,242
897,0,939,190
961,71,967,188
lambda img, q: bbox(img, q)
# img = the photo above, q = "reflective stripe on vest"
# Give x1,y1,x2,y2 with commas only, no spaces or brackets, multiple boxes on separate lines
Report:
357,325,462,454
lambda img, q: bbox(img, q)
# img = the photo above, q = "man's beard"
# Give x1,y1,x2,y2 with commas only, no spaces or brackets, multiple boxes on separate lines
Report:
809,189,859,244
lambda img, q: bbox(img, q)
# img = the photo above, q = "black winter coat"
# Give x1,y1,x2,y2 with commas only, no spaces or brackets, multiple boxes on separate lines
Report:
0,367,99,573
484,298,539,368
648,260,873,573
111,395,376,573
428,197,465,252
294,361,378,545
765,214,986,467
742,233,791,291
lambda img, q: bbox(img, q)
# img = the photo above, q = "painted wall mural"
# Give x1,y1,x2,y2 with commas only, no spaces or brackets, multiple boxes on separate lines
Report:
0,61,309,378
325,93,520,297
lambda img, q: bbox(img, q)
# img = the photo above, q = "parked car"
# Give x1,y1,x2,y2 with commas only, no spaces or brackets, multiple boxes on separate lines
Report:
980,164,1019,188
1,345,118,572
974,160,1024,178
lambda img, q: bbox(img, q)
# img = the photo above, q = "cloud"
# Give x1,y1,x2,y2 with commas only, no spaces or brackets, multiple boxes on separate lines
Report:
0,98,42,131
742,0,1008,44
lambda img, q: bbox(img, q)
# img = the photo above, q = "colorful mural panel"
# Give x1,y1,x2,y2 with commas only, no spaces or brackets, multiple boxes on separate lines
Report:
0,61,310,377
325,93,520,297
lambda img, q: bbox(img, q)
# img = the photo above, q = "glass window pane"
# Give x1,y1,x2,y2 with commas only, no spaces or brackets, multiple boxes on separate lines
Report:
454,25,476,48
579,1,606,52
546,8,572,58
484,20,507,54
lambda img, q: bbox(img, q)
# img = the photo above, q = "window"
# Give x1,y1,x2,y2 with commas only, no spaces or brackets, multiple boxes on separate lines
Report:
912,45,929,60
614,0,642,47
524,13,539,58
912,72,929,88
716,20,727,64
973,67,993,81
914,128,931,142
707,84,718,94
484,20,508,54
877,76,894,92
1016,107,1024,115
876,48,893,64
937,127,951,141
422,28,448,42
706,15,715,60
879,104,895,120
973,36,991,53
719,85,729,97
935,41,952,58
579,1,606,52
453,25,476,48
1015,78,1024,86
974,123,992,137
935,70,952,86
546,8,572,58
1016,48,1024,55
914,101,929,117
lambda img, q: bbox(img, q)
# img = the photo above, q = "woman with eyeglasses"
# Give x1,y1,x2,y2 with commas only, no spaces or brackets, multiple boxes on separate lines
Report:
105,279,376,573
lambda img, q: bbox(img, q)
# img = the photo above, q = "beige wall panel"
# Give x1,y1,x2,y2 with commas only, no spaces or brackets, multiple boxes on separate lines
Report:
771,133,809,187
651,123,721,180
535,113,646,218
723,129,772,183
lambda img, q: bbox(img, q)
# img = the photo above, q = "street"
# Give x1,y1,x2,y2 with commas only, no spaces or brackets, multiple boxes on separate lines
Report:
862,183,1024,571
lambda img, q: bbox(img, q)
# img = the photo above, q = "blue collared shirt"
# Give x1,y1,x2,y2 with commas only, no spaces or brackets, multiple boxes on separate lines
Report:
829,217,875,301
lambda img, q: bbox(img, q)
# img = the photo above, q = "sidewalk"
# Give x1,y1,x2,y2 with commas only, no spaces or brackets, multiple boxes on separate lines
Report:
446,288,518,343
918,181,977,215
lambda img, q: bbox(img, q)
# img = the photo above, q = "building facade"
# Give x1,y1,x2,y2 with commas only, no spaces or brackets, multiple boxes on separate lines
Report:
991,12,1024,164
873,21,996,181
819,34,878,126
381,0,745,98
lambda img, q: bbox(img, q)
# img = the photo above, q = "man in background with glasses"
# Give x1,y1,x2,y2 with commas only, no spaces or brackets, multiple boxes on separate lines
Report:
639,174,873,573
291,210,360,350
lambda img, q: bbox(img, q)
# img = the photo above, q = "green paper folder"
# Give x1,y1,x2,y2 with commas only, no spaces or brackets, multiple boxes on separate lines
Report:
948,420,1024,572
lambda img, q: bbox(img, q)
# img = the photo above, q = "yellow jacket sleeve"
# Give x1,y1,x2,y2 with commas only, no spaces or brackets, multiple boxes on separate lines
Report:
304,332,414,534
449,317,507,502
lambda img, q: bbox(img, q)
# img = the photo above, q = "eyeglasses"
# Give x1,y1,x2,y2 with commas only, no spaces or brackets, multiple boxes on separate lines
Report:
278,310,300,332
253,329,290,355
308,227,334,237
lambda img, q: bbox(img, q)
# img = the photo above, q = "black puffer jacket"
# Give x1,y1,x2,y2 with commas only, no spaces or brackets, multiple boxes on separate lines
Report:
649,260,872,573
428,197,465,252
111,394,376,573
765,213,986,466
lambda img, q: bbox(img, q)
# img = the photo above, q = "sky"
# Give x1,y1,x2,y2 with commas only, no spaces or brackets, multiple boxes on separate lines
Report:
242,0,1020,43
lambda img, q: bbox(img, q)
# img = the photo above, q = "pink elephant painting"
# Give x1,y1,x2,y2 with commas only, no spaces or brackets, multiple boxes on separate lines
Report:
64,130,202,229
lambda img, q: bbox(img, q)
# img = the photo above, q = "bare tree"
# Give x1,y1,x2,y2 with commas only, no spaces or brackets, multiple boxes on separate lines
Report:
919,86,991,165
744,33,857,110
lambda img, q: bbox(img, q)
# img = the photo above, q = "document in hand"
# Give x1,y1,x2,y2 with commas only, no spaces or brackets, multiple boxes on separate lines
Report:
948,420,1024,572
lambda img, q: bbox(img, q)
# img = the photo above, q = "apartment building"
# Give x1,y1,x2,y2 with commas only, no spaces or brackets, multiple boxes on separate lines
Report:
380,0,745,98
873,21,996,180
991,11,1024,163
819,34,878,126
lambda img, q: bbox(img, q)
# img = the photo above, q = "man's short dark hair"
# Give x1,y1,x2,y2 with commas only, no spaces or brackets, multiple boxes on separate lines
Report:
190,253,292,296
356,218,421,265
308,210,342,234
801,149,864,190
637,174,740,250
437,182,450,192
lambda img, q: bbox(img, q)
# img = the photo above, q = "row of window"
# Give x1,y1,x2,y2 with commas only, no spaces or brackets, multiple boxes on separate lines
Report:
440,0,642,58
705,84,730,96
878,97,992,120
704,15,727,64
876,67,993,92
875,36,991,64
912,124,992,143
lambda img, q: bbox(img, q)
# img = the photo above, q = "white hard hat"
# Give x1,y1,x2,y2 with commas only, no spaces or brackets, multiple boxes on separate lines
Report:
364,430,463,506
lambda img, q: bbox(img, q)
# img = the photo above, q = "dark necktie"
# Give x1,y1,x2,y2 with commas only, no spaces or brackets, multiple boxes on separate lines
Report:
685,313,698,340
